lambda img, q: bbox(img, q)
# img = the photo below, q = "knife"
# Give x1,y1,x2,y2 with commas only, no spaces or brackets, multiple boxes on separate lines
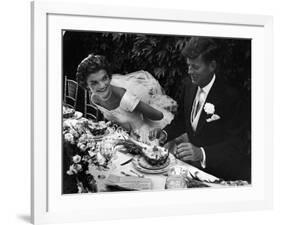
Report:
120,158,133,166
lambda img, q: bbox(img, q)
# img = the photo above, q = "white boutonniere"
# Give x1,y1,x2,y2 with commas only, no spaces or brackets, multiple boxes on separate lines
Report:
204,103,221,122
204,103,215,115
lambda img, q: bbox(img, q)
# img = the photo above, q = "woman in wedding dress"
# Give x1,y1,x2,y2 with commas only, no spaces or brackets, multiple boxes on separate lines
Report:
76,54,177,143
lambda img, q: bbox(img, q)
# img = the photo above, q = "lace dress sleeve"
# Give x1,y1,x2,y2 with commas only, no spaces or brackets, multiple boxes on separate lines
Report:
119,91,140,112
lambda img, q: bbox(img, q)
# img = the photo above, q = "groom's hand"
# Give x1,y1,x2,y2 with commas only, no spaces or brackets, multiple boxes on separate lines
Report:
174,142,203,162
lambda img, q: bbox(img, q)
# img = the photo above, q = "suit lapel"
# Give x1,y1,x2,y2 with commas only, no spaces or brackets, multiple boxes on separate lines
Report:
195,77,224,134
184,81,197,133
185,82,197,120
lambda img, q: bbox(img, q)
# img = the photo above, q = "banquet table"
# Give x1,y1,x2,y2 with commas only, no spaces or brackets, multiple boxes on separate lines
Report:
63,109,248,193
87,146,221,192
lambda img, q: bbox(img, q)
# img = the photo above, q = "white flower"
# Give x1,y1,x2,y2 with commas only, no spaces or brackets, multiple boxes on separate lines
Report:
64,133,75,144
67,164,77,175
66,170,74,175
70,129,80,138
75,164,83,172
80,144,87,152
67,163,83,175
204,103,215,115
72,155,81,163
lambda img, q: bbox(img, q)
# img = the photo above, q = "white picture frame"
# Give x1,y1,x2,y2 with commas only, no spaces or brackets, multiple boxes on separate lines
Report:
31,1,273,224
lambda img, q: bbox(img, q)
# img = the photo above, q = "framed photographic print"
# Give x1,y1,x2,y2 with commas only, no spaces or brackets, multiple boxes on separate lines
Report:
31,1,273,224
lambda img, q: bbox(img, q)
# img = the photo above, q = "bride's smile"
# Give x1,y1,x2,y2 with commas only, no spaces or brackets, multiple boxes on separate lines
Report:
86,69,111,98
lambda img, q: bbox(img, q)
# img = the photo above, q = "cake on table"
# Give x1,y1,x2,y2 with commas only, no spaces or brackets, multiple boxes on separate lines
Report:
141,145,169,166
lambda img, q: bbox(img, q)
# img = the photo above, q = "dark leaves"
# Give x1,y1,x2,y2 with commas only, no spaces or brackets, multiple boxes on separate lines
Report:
63,31,251,101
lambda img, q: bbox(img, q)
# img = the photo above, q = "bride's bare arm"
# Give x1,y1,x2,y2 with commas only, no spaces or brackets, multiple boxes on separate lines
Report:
113,85,163,120
134,101,164,121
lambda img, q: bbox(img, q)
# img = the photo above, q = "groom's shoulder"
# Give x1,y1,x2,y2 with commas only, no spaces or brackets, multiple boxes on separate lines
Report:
216,77,241,101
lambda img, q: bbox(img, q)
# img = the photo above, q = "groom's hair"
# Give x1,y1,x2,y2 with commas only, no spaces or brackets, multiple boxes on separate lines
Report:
182,37,218,63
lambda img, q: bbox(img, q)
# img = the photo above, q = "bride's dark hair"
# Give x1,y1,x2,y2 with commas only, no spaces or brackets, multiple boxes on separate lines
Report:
76,54,112,88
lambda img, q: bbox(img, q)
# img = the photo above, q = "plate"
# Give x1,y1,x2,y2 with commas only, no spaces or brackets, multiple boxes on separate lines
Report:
139,156,170,170
132,154,176,174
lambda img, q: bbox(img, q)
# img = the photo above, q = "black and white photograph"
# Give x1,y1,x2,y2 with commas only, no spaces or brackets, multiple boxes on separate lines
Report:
62,31,252,194
1,0,278,224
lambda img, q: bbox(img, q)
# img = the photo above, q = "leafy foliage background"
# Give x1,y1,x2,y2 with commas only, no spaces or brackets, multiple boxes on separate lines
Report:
63,31,251,157
63,31,251,102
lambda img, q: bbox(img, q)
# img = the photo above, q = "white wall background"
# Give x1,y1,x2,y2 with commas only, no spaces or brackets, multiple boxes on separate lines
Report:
0,0,279,224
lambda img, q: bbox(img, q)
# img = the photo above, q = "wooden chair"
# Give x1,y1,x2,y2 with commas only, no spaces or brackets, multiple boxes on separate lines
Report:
84,89,102,122
64,76,78,109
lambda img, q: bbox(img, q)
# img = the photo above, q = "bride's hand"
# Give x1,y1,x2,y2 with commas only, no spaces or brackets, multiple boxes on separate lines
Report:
148,128,161,140
149,128,167,144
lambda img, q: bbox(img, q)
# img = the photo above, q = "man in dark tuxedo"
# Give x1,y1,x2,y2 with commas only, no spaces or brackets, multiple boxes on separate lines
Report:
151,37,250,181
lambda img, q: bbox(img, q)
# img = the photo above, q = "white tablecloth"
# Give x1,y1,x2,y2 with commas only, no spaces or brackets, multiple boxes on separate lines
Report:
88,151,219,192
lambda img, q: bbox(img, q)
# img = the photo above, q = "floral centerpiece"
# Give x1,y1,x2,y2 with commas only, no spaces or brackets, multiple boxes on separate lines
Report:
63,116,128,193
